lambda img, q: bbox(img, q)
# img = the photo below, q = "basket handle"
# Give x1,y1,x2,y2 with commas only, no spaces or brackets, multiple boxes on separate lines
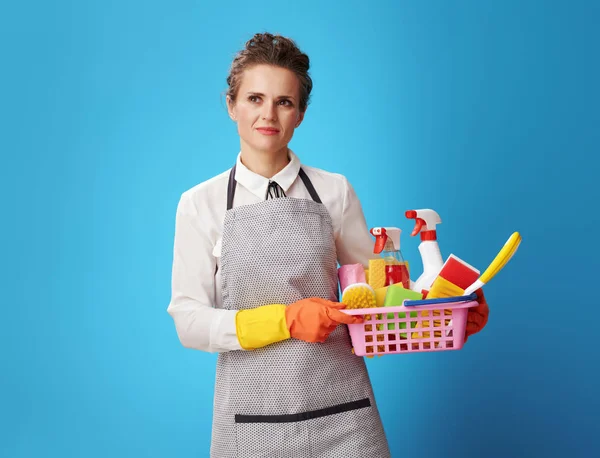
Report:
403,293,478,307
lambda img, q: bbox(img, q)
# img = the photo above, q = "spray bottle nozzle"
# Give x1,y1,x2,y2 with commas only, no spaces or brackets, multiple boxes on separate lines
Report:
370,227,401,254
405,209,442,240
370,227,388,254
405,211,426,236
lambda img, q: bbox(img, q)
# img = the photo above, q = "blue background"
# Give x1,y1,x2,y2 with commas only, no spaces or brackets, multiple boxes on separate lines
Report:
1,1,598,457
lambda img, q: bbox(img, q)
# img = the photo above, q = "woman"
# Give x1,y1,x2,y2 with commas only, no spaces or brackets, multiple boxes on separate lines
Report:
167,32,489,458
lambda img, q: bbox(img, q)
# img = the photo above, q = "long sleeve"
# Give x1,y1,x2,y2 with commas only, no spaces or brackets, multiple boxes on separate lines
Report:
167,193,242,353
335,176,379,269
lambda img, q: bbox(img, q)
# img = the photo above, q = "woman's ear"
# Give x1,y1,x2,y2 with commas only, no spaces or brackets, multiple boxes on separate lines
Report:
226,95,237,121
295,109,306,128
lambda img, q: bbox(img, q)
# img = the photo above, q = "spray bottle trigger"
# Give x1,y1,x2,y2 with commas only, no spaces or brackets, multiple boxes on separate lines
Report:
373,236,387,254
411,218,425,237
370,227,388,254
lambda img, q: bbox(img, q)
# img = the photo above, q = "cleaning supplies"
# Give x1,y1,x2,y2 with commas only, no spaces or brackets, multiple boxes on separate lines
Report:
384,284,423,305
370,227,410,289
338,263,377,310
337,262,379,347
338,263,367,293
463,232,522,295
342,282,381,355
374,286,389,307
340,280,382,355
422,254,481,340
367,229,410,348
426,231,521,342
405,209,444,295
383,284,422,335
368,259,386,289
341,283,377,310
427,255,481,298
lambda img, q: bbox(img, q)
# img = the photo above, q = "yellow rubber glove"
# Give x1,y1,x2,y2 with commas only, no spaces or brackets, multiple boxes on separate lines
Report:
235,304,291,350
235,299,362,350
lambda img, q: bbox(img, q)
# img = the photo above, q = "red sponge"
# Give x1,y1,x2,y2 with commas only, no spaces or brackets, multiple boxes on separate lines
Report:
437,254,480,289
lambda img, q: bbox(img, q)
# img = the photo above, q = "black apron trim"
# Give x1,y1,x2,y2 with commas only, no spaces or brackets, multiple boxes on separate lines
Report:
226,164,237,211
226,163,323,210
234,397,371,424
298,167,322,204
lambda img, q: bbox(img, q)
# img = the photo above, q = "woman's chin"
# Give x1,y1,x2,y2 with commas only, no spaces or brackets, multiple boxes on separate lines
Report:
248,138,287,155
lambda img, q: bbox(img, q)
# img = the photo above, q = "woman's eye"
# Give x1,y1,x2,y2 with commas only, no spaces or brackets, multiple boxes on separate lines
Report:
278,99,292,106
249,95,260,103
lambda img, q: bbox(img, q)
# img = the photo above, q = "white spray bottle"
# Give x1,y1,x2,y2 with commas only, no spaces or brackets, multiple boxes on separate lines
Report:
405,209,444,294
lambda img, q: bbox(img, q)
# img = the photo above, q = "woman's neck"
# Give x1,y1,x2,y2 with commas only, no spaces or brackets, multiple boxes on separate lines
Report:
240,143,290,179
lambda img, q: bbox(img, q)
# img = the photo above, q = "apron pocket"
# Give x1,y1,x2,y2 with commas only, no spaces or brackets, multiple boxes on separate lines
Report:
305,398,385,457
234,398,371,457
235,420,310,457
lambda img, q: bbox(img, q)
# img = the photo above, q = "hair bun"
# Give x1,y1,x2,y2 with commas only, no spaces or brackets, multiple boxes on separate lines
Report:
247,32,284,49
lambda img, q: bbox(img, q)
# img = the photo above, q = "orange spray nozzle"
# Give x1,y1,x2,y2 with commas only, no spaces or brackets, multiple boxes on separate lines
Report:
370,227,388,254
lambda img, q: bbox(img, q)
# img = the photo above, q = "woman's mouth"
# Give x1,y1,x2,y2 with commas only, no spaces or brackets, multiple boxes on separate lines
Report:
256,127,280,136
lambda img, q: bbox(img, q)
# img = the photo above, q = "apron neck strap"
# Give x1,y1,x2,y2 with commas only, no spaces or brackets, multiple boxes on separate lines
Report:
298,168,322,204
227,164,238,211
227,165,322,210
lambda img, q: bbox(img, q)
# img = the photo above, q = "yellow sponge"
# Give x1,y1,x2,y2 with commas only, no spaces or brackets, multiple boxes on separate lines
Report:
428,276,465,338
374,286,388,307
368,259,386,289
411,276,465,339
428,276,465,299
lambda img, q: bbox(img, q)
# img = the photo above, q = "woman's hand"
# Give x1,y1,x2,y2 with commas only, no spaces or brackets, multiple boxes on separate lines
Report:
464,288,489,342
285,297,363,343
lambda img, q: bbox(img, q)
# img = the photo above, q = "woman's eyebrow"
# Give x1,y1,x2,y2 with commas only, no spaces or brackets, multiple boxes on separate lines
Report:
246,91,296,100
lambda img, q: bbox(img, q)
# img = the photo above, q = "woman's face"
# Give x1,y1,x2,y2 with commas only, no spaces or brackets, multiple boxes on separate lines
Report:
227,64,305,156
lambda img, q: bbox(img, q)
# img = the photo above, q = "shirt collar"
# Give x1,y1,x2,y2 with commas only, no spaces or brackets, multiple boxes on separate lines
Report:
234,149,302,199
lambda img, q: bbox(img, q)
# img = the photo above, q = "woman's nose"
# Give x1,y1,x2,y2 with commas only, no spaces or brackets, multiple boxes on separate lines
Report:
261,103,277,121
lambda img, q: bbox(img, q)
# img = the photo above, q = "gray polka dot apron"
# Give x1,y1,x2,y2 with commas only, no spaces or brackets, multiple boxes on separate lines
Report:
210,165,391,458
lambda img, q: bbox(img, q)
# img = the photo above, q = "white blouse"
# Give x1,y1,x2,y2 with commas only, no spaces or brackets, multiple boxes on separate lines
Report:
167,150,378,353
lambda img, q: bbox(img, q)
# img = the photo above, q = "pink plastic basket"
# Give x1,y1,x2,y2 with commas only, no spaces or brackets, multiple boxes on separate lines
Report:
341,298,478,356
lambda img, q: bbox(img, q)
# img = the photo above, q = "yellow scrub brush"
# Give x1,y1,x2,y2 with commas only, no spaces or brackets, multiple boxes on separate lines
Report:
341,282,378,331
341,283,377,309
341,283,385,355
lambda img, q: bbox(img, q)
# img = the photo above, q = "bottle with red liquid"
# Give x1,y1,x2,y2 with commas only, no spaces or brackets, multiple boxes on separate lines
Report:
369,227,411,289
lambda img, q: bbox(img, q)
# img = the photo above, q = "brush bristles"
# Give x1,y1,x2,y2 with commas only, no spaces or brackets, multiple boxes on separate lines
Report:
342,284,377,309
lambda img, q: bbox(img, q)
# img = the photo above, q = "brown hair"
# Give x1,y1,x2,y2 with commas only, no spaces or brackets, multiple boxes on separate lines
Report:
226,32,313,112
